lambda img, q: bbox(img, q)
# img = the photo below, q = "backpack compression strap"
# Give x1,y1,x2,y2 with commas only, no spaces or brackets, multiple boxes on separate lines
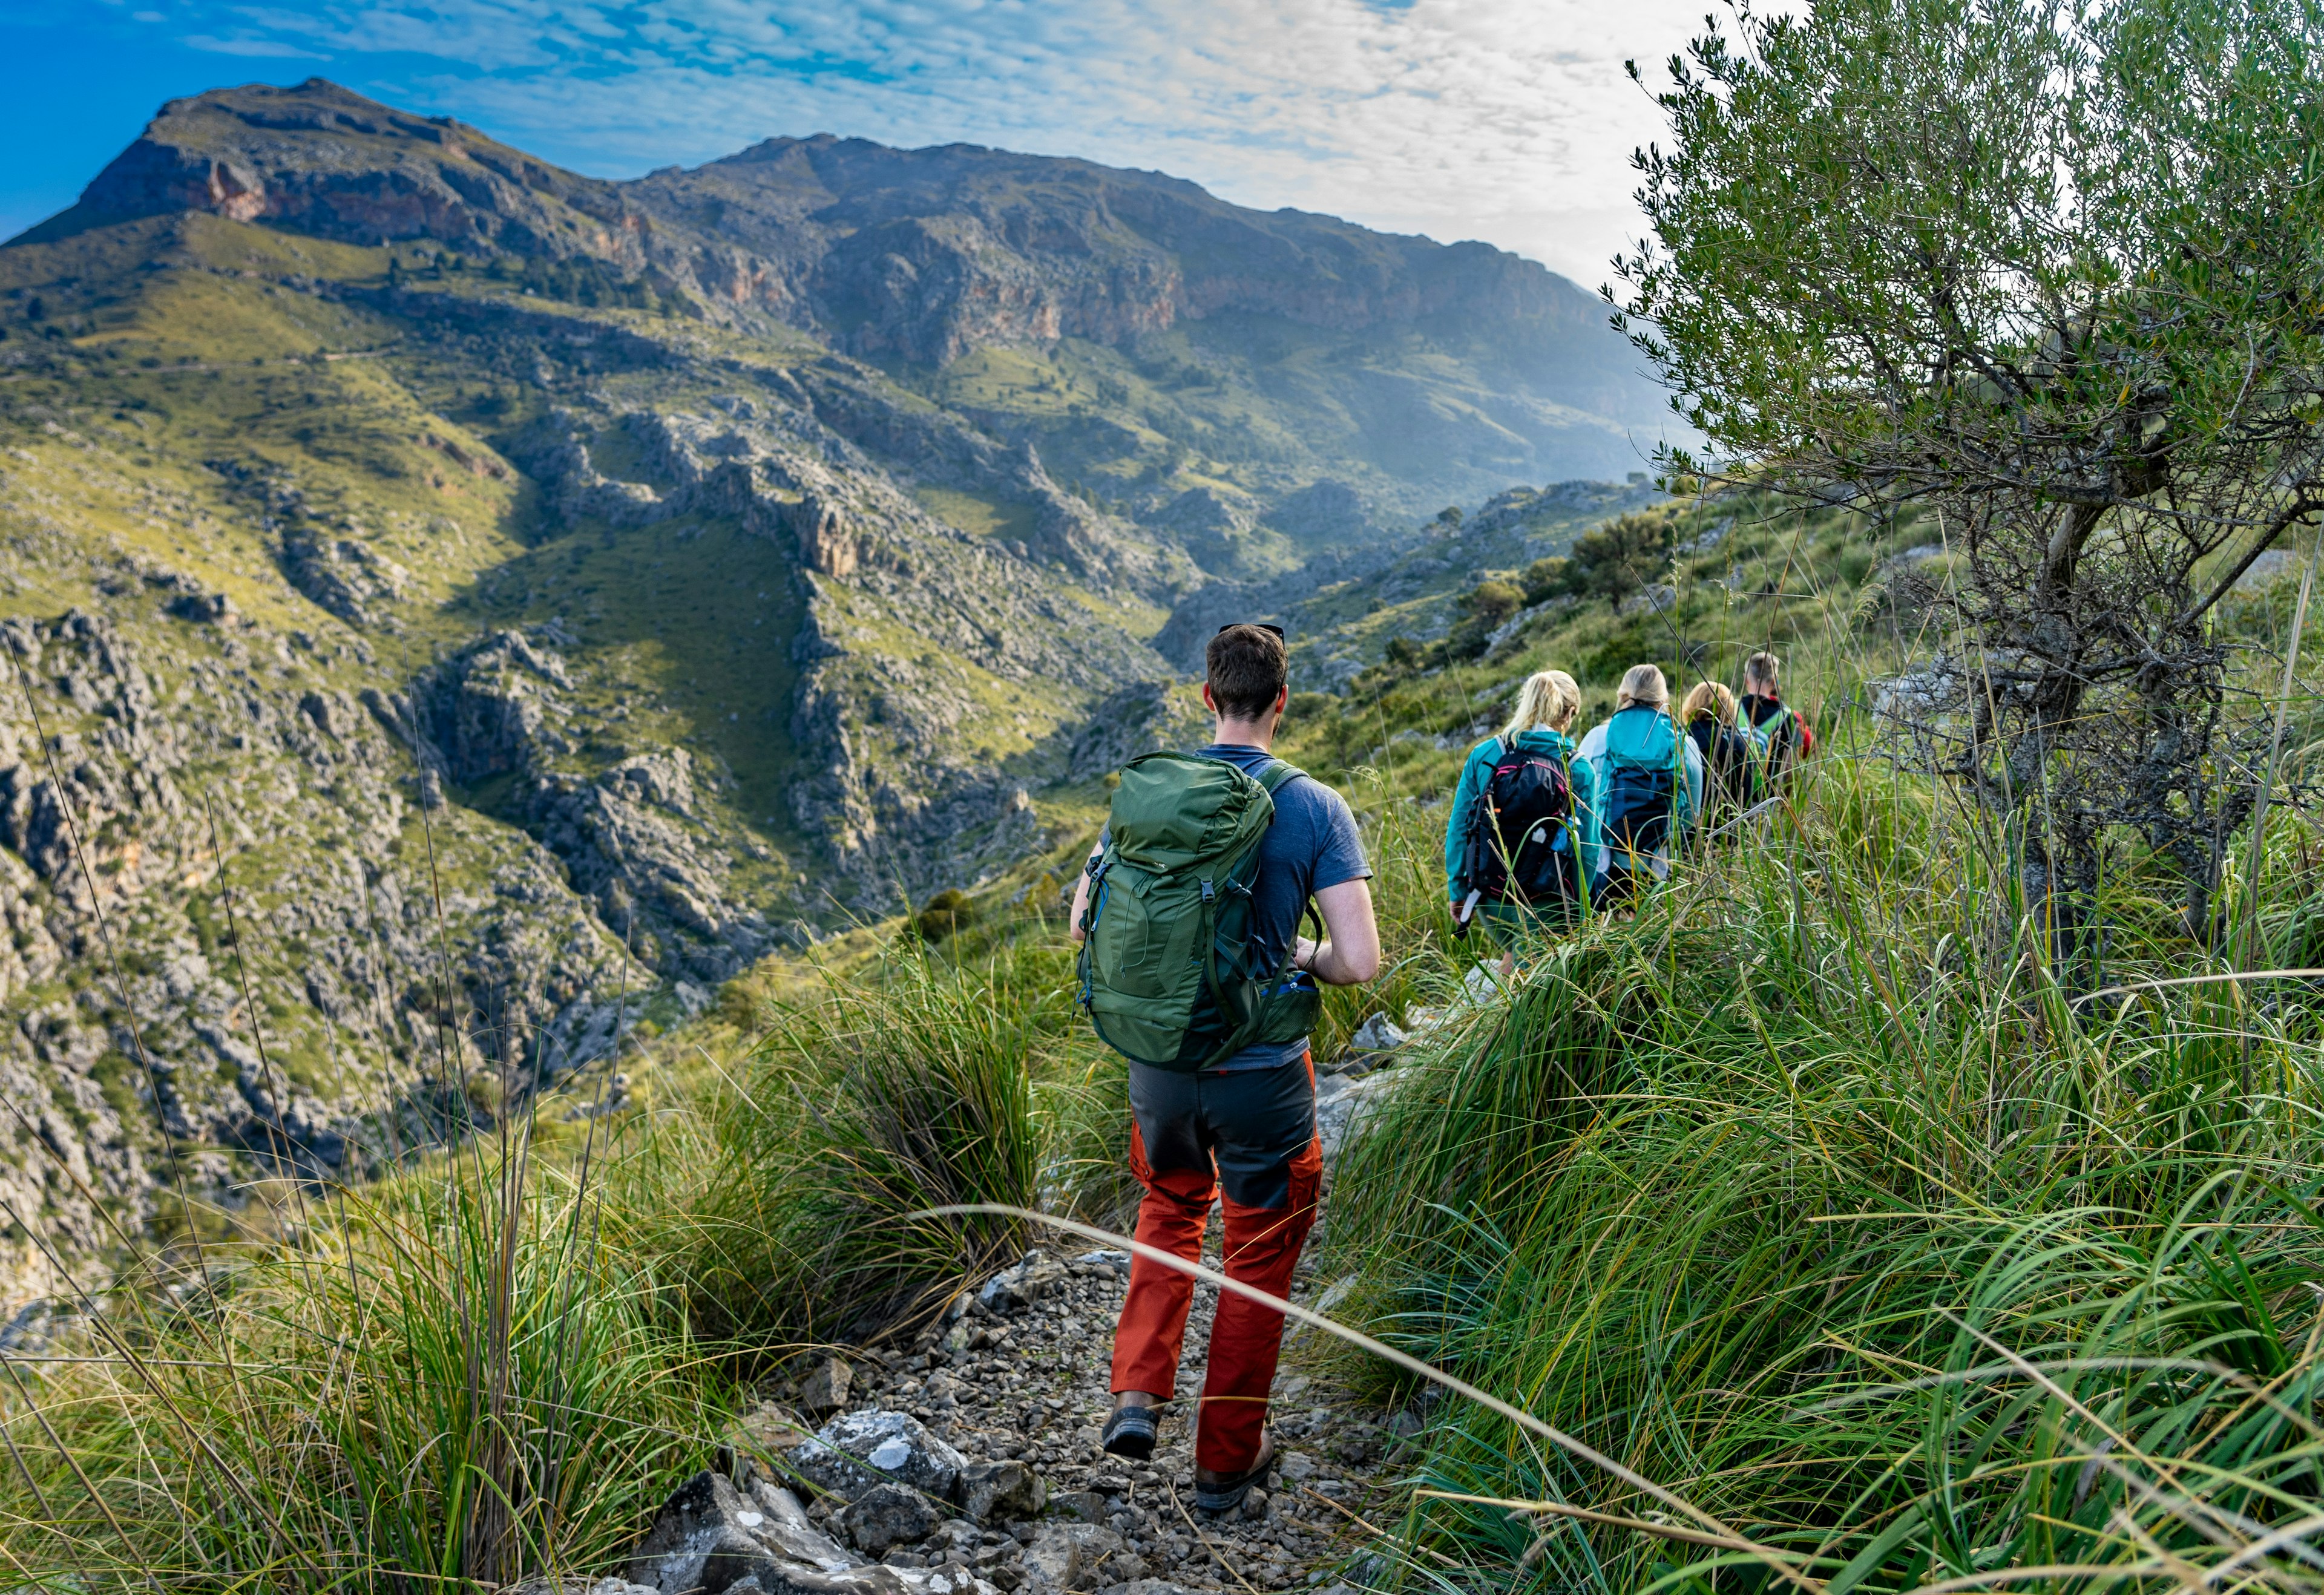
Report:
1259,755,1328,976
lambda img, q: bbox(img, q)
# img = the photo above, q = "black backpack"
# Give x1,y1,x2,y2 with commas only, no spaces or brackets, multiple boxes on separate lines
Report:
1601,736,1679,860
1689,718,1756,810
1460,738,1577,907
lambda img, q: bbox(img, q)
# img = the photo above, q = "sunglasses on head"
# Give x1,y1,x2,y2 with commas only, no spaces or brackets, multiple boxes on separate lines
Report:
1216,623,1287,640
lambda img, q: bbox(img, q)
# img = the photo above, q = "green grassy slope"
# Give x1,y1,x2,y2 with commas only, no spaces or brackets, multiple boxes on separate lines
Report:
10,483,2324,1594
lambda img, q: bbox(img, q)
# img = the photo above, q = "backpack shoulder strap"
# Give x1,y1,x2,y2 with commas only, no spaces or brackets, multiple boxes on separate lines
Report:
1256,758,1306,795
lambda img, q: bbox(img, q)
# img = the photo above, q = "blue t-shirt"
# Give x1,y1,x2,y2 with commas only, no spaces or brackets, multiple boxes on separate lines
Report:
1195,742,1371,1072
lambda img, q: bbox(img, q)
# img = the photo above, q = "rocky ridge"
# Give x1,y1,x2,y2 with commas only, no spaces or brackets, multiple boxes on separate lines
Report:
28,78,1671,502
493,366,1190,908
45,80,1630,375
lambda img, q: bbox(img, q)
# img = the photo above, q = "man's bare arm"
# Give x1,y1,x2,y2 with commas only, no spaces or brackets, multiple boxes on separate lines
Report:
1295,877,1381,986
1066,837,1105,944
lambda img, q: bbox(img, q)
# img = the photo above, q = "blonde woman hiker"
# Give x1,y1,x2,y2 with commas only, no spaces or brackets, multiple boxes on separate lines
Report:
1444,669,1595,978
1680,680,1753,820
1574,664,1705,909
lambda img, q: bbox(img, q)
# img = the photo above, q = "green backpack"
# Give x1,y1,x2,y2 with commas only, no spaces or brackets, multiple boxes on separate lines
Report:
1076,751,1322,1071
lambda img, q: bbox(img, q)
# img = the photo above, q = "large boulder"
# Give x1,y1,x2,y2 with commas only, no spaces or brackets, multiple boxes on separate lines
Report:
629,1469,996,1595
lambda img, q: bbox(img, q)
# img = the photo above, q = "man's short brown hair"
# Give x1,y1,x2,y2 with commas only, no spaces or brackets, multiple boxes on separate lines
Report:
1206,624,1289,720
1744,650,1782,689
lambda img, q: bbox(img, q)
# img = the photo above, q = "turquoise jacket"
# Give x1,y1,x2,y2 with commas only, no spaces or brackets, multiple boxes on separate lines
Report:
1572,706,1705,879
1443,728,1592,900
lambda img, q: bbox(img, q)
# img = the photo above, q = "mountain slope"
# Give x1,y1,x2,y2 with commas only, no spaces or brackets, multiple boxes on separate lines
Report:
0,79,1670,1298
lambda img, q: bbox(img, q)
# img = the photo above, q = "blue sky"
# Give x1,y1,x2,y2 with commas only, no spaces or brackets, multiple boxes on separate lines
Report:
0,0,1713,285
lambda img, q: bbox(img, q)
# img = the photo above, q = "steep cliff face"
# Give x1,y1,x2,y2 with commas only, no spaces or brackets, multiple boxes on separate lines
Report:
0,577,645,1311
21,79,795,324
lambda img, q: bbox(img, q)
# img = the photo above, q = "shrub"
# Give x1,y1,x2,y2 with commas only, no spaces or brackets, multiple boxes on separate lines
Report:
1563,510,1676,611
1520,555,1571,604
681,943,1044,1348
913,887,977,942
1447,580,1526,660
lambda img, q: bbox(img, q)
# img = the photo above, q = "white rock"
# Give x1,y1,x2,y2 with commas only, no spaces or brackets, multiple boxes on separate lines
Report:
796,1408,970,1503
1316,1070,1403,1160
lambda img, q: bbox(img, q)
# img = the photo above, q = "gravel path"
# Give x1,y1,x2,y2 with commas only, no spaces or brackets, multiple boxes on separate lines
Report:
725,1064,1424,1595
842,1241,1407,1593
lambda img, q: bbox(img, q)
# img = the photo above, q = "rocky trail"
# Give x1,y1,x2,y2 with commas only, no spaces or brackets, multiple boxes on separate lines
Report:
604,1060,1423,1595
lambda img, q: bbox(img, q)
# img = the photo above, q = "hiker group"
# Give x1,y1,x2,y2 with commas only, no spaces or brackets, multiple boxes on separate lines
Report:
1445,650,1812,969
1068,624,1811,1516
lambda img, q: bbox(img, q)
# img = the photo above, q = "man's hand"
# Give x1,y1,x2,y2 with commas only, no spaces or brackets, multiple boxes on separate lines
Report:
1301,877,1381,986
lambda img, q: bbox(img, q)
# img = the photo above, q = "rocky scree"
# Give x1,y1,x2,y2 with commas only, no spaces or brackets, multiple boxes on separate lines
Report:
0,589,646,1309
707,1245,1415,1595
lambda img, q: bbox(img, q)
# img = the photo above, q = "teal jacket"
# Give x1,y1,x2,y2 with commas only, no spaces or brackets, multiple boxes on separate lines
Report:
1572,706,1705,879
1443,728,1592,900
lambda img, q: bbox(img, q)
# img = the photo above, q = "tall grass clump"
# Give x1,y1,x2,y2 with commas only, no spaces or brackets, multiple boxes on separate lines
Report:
1327,754,2324,1594
0,1111,712,1588
681,934,1061,1350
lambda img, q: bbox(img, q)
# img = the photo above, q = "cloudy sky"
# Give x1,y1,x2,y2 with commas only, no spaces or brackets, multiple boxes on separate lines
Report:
1,0,1713,287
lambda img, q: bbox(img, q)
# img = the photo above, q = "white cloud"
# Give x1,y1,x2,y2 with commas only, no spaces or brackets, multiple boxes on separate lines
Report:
177,0,1713,283
183,31,328,57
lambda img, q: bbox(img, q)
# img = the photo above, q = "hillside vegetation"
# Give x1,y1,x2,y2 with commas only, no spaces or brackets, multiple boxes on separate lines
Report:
8,483,2323,1595
9,9,2324,1593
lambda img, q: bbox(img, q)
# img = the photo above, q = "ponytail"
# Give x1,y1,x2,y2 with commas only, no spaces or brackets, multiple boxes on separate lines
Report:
1502,669,1581,739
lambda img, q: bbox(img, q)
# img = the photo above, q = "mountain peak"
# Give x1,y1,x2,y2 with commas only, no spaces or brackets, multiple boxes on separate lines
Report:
9,78,1647,406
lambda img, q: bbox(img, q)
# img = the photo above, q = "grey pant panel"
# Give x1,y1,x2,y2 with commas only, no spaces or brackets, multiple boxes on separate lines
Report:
1127,1056,1316,1211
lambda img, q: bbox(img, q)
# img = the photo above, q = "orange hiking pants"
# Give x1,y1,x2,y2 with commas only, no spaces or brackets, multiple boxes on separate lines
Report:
1109,1052,1323,1475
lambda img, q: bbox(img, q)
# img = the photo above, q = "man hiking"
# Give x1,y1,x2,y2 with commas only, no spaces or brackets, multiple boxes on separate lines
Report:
1737,650,1815,789
1069,622,1380,1516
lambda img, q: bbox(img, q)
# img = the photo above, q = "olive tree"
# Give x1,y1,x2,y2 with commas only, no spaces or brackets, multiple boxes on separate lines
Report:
1613,0,2324,935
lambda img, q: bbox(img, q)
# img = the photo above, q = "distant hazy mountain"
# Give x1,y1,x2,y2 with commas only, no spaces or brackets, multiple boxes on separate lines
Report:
28,78,1668,505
